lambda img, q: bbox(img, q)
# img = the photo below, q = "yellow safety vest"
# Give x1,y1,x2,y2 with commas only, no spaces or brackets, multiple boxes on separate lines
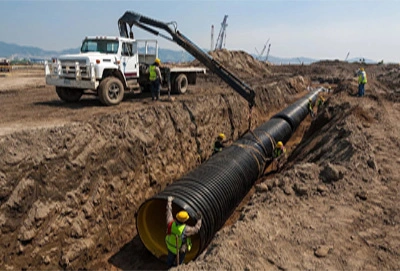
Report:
308,101,313,111
165,222,192,255
358,71,367,84
149,65,157,81
273,147,286,158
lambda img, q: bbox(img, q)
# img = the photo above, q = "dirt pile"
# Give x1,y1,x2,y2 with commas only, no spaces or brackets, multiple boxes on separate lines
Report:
209,49,272,78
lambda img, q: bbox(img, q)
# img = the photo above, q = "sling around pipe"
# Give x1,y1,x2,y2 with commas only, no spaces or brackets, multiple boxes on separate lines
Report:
136,88,322,263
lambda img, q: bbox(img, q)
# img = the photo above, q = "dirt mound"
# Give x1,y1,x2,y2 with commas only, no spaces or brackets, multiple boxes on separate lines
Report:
191,49,271,79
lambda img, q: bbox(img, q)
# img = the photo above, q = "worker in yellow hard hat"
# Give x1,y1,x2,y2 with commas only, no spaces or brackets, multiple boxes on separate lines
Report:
165,196,202,268
147,58,163,101
357,67,367,97
272,141,287,171
213,133,227,154
273,141,286,159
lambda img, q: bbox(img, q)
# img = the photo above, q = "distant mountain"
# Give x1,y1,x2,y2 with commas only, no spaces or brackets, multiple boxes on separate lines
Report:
0,41,75,60
0,40,378,64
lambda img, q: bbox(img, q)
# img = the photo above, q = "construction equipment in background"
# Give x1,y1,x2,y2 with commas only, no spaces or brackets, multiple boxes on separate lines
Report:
345,52,350,61
214,15,228,50
210,25,214,52
255,38,270,61
118,11,255,108
297,58,303,65
265,43,271,62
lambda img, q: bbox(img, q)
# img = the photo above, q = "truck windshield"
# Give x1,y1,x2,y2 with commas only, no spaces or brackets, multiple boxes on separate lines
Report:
81,39,119,54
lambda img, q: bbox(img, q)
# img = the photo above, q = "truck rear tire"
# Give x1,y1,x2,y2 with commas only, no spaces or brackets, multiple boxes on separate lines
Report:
56,87,83,102
174,74,188,94
98,77,124,106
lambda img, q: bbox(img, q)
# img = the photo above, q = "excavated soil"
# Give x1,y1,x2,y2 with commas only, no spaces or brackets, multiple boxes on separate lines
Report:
0,51,399,270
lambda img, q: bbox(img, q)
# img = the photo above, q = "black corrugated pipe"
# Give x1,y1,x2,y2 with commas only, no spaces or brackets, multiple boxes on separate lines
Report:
272,90,321,131
136,88,323,263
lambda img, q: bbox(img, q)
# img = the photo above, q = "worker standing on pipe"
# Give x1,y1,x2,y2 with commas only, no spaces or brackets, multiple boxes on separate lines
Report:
272,141,287,171
357,67,367,97
308,98,315,119
213,133,227,155
165,196,202,268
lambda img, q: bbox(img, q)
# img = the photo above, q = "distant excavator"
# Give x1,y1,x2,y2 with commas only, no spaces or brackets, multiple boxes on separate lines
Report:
118,11,256,108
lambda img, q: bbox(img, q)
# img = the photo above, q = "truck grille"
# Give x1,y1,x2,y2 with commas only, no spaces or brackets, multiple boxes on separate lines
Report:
59,59,90,79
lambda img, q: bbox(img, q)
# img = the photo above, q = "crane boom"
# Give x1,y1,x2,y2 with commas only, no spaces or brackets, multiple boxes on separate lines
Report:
118,11,255,107
215,15,228,50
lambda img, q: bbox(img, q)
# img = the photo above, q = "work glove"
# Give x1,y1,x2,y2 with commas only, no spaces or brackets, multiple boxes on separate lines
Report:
180,243,187,253
196,211,202,220
168,196,174,203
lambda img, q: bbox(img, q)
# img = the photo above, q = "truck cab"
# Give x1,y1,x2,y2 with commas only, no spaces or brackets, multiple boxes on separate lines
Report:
45,36,205,105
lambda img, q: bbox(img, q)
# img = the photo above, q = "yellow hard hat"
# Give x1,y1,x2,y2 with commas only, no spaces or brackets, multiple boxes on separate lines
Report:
276,141,283,148
308,98,312,102
155,58,161,65
218,133,226,140
360,67,364,71
176,211,189,223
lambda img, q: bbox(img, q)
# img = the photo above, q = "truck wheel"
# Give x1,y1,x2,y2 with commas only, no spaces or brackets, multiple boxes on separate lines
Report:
174,74,188,94
56,87,83,102
98,77,124,106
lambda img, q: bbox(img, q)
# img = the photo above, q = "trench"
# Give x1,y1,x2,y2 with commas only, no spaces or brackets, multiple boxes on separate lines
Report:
136,88,322,263
0,73,319,270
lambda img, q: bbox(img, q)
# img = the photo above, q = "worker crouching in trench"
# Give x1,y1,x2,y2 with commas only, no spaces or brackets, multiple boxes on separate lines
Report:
272,141,287,171
165,196,202,268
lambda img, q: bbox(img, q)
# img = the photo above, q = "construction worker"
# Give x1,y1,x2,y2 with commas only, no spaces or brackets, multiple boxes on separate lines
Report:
317,94,325,112
357,67,367,97
165,196,202,268
308,98,315,118
213,133,226,154
272,141,287,171
148,58,163,101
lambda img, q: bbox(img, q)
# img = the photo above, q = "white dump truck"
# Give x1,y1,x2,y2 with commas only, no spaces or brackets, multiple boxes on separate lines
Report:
45,36,205,106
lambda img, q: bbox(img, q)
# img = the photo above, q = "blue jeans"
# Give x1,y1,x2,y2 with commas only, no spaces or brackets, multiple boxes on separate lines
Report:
166,249,186,268
151,79,160,100
358,83,365,97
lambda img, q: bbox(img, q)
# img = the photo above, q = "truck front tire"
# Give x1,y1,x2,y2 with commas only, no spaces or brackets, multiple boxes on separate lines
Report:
56,87,83,102
98,77,124,106
174,74,188,94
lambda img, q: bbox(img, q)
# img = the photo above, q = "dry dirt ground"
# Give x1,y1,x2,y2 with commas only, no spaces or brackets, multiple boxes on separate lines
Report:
0,52,399,270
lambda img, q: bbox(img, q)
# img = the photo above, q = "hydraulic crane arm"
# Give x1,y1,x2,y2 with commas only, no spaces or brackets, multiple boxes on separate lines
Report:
118,11,256,108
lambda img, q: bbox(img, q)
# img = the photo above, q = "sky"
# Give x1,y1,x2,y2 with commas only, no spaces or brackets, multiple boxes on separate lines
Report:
1,0,399,62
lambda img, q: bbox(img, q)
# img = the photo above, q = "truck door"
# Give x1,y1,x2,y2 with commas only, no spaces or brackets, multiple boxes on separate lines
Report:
120,41,139,80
